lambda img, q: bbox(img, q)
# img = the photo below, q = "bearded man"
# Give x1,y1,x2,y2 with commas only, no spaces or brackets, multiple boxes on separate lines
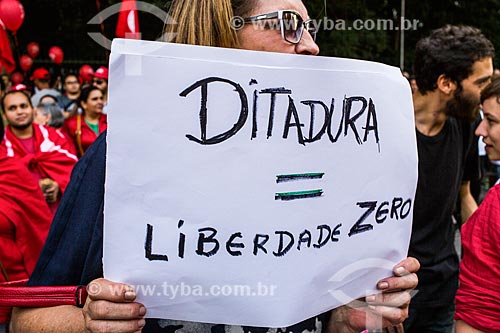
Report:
406,25,494,333
0,90,77,214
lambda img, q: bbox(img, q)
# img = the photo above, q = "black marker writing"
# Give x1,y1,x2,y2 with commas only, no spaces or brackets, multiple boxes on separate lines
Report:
180,77,248,145
180,77,381,147
145,224,169,261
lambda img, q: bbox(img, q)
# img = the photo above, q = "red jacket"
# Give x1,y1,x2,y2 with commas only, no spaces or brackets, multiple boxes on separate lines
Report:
0,157,53,322
0,124,77,194
63,114,107,157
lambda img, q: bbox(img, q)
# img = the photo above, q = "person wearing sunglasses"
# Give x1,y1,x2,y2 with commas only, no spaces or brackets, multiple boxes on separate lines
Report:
92,66,109,113
10,1,418,333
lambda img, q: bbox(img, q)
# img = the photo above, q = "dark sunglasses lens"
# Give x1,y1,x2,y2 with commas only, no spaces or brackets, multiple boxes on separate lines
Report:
282,11,303,43
94,80,104,85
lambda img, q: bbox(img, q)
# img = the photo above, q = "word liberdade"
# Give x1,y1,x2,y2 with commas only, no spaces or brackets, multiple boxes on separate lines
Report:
145,197,412,261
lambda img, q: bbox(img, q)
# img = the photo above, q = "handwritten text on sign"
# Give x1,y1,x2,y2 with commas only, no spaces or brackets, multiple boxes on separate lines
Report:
180,77,379,147
104,39,417,328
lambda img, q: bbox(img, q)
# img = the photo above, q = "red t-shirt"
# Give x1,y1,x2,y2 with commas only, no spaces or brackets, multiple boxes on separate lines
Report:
17,137,42,182
455,184,500,332
18,137,35,155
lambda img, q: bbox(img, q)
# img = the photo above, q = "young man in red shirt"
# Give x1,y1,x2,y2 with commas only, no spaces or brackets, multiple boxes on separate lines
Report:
0,90,77,214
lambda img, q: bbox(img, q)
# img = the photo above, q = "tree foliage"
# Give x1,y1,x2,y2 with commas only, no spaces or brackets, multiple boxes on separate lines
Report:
12,0,500,71
310,0,500,71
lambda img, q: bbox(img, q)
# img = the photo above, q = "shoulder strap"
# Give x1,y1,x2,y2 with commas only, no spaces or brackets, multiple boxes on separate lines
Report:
76,114,85,157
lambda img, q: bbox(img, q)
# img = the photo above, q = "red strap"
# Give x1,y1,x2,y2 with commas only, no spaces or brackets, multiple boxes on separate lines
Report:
0,282,87,308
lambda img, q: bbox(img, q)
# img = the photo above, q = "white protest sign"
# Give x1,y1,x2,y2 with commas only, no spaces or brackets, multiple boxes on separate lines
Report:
104,39,417,328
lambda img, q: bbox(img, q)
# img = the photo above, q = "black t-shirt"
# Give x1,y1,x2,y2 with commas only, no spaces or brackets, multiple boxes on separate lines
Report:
409,117,478,308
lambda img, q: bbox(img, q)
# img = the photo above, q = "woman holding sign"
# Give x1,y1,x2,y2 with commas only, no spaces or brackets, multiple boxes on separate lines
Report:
10,0,419,332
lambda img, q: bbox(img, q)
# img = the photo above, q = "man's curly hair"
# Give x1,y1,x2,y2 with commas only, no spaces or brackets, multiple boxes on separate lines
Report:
414,25,495,94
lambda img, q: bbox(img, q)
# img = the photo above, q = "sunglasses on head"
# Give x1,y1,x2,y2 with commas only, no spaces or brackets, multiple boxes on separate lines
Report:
93,79,105,85
243,10,317,45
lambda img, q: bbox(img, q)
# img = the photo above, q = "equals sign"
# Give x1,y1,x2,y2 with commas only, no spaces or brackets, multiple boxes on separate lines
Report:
275,172,324,201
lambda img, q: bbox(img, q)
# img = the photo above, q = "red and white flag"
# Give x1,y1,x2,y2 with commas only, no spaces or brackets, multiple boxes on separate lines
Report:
115,0,140,39
0,19,15,73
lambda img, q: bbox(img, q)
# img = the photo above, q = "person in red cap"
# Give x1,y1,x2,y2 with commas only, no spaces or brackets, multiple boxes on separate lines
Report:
9,84,28,93
92,66,108,109
30,68,50,92
30,68,60,107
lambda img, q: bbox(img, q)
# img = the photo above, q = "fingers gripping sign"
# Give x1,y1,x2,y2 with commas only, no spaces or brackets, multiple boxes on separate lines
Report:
327,257,419,332
83,279,147,333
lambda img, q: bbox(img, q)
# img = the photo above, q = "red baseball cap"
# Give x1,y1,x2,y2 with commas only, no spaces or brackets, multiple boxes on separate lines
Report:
10,83,28,92
93,66,108,80
30,68,50,81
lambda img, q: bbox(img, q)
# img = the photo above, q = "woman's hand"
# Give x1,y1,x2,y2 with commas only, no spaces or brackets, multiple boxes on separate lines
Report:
82,278,147,333
327,257,420,333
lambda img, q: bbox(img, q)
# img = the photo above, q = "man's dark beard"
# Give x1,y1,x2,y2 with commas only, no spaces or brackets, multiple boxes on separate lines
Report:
445,87,479,122
10,122,32,131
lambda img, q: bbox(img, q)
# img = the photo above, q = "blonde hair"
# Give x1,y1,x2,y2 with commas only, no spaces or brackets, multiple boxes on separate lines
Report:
164,0,256,48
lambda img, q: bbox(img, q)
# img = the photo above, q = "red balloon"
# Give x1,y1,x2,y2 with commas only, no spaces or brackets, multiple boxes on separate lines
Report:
79,64,94,84
26,42,40,58
0,0,25,32
19,55,33,71
10,71,24,85
48,46,64,65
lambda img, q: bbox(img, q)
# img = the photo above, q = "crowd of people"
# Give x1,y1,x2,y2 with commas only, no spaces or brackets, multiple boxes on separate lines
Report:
1,65,108,157
0,65,108,328
0,0,499,332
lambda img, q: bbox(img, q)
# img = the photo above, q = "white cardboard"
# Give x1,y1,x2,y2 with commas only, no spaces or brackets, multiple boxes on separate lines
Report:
104,39,418,328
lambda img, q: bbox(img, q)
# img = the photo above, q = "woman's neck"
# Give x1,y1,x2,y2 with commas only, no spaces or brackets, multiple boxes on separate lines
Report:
84,112,100,123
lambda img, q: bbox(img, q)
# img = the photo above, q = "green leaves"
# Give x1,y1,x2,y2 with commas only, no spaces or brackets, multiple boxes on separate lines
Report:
309,0,499,70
